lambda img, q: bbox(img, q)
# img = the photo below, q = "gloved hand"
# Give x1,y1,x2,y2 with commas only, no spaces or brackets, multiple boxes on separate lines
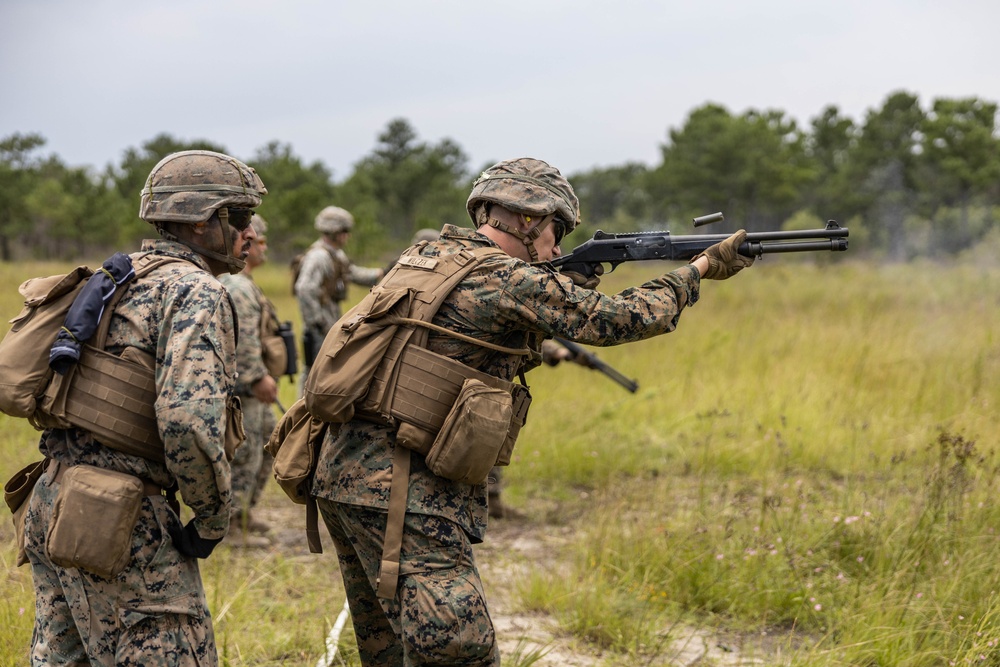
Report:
168,519,223,559
562,263,604,289
693,230,754,280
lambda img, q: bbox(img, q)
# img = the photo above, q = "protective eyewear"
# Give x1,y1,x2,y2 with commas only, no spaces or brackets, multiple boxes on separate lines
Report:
220,207,255,232
551,218,567,246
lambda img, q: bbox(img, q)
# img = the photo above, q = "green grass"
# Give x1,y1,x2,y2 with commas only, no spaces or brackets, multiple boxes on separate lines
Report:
2,256,1000,665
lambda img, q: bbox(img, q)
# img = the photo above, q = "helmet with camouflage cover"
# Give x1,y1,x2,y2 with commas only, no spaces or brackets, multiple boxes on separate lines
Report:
466,157,580,242
411,227,440,244
315,206,354,234
250,213,268,238
140,150,266,224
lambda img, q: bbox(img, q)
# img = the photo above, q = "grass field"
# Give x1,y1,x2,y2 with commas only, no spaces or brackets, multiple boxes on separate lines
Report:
1,255,998,665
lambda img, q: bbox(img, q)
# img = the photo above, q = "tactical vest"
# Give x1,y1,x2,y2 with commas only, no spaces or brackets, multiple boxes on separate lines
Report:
37,252,243,462
304,242,533,446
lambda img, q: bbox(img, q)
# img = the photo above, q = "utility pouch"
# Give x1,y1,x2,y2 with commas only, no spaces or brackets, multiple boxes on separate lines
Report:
424,378,513,485
261,334,288,379
4,458,49,567
266,397,329,505
46,464,143,578
225,395,246,462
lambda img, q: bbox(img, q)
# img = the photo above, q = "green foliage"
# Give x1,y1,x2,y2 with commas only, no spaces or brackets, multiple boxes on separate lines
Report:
4,90,1000,263
250,141,338,258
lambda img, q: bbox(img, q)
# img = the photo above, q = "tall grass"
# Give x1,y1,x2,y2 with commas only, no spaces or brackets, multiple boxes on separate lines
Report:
509,259,1000,665
1,257,998,665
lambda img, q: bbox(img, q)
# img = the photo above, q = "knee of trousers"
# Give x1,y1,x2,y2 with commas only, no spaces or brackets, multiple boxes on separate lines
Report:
399,569,496,663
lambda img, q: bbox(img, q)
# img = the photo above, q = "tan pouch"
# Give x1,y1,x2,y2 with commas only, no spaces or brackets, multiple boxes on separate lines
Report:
46,464,143,578
225,395,245,462
266,397,329,505
425,378,513,485
261,334,288,379
4,459,50,567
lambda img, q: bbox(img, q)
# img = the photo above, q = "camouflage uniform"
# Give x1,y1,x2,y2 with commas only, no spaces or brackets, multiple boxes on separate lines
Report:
24,239,237,666
295,240,383,336
311,223,701,665
219,271,278,519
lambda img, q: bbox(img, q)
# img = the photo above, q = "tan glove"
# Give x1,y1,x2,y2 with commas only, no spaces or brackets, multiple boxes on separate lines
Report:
561,264,604,290
693,229,754,280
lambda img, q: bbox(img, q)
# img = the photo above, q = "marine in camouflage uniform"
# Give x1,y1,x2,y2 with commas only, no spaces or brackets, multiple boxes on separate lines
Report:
295,205,383,390
310,157,754,665
219,214,280,546
23,150,265,667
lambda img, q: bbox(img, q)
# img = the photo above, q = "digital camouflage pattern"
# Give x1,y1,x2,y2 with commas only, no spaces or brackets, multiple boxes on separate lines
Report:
466,157,581,234
219,271,278,515
317,500,497,666
311,223,702,665
26,471,215,666
140,150,265,225
25,238,238,666
295,240,383,335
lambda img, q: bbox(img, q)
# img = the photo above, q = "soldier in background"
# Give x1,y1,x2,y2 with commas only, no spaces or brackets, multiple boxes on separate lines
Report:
294,206,383,389
23,150,264,666
220,214,282,548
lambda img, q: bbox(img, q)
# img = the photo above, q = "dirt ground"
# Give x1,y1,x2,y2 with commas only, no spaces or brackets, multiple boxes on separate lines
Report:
255,499,792,667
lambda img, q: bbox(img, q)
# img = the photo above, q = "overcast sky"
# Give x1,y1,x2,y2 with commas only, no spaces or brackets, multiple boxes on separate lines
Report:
2,0,997,180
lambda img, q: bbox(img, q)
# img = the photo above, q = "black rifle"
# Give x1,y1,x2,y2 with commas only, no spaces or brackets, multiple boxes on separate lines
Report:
553,337,639,393
551,213,849,280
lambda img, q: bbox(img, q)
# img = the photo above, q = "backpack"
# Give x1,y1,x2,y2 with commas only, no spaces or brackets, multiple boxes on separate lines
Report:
0,265,94,420
269,244,533,557
0,253,185,433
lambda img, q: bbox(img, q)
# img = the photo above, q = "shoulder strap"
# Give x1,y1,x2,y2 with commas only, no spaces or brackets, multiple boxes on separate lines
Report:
92,253,194,351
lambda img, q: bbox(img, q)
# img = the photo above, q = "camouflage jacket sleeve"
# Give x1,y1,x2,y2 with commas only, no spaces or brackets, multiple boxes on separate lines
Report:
220,273,268,393
295,246,336,332
347,259,382,286
429,247,701,382
497,261,702,345
155,270,238,540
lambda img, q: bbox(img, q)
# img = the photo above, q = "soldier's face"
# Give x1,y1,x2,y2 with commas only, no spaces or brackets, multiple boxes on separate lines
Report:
247,236,267,267
223,215,257,261
533,221,562,262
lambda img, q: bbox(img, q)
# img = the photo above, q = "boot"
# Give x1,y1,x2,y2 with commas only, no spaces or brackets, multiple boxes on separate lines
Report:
244,511,273,535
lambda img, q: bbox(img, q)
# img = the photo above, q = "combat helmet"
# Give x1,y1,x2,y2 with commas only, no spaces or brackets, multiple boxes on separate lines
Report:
139,150,267,274
315,206,354,234
140,150,266,224
466,157,580,260
250,213,268,238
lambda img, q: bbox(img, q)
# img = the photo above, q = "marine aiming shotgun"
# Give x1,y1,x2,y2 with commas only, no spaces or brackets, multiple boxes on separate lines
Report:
551,213,849,281
553,337,639,393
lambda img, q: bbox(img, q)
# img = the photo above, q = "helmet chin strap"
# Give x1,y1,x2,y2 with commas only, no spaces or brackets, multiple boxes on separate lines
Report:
158,217,246,274
476,207,551,262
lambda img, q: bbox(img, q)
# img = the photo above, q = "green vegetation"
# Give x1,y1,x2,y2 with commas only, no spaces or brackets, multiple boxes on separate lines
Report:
4,90,1000,266
0,257,997,665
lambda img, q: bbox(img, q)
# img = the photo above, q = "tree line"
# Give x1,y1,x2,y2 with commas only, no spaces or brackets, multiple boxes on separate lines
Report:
2,90,998,264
